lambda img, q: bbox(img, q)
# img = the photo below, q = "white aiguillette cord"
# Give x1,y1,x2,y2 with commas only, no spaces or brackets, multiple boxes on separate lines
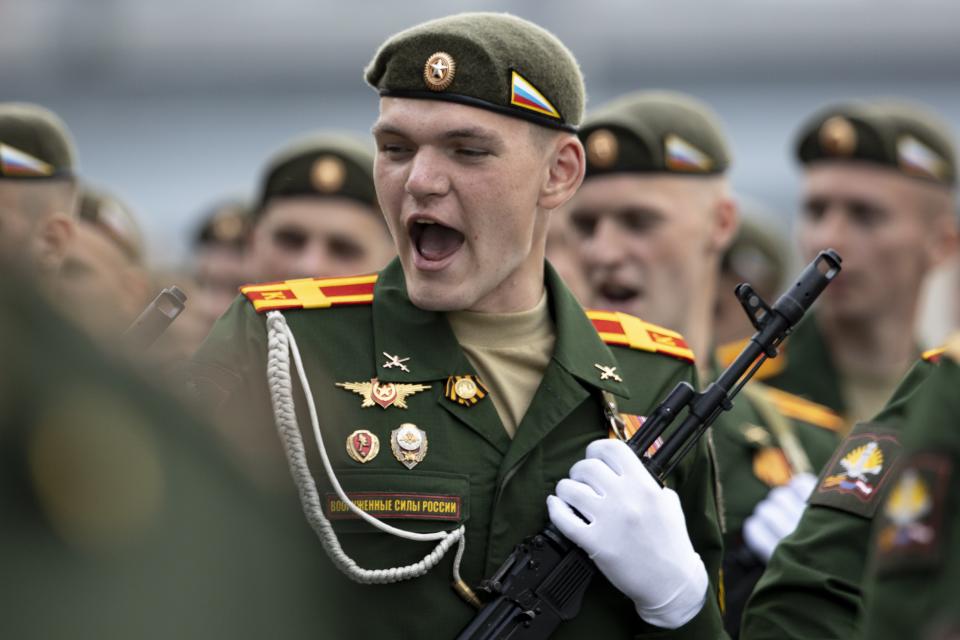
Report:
265,311,479,603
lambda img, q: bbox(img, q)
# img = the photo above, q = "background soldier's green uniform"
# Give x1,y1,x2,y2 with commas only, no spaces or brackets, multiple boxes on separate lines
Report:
719,102,956,424
188,260,725,638
712,381,841,636
741,349,945,639
859,340,960,640
0,270,333,639
576,92,843,637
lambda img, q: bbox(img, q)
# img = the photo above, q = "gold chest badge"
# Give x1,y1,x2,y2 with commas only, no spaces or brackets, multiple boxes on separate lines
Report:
336,378,431,410
445,375,488,407
346,429,380,463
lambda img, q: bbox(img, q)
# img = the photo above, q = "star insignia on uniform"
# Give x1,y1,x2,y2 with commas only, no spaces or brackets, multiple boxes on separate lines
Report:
594,364,622,383
382,352,411,373
336,378,431,410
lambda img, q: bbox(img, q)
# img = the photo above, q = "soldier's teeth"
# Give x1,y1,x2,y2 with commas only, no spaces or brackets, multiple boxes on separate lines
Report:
418,220,436,225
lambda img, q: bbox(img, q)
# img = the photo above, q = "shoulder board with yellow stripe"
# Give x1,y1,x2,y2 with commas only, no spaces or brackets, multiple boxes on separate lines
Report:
922,346,946,364
586,310,694,363
715,337,787,381
240,274,377,313
761,386,845,432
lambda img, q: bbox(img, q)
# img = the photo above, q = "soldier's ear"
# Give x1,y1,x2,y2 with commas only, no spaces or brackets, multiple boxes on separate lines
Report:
35,212,75,275
538,133,585,212
709,189,739,255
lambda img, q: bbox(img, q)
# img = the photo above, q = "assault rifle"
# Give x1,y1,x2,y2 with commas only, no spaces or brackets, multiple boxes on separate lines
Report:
122,286,187,350
457,249,842,640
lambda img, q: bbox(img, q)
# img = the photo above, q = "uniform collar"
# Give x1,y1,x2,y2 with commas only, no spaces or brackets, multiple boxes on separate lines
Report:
372,258,630,398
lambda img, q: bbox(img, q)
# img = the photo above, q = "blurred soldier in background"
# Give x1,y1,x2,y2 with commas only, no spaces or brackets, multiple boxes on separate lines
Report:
0,103,78,280
714,210,791,347
190,199,252,327
0,263,331,640
167,198,253,357
723,101,958,428
545,204,590,303
568,91,842,636
249,133,394,281
57,185,152,343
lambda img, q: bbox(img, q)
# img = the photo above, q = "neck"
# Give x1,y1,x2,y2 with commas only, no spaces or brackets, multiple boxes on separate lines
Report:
817,304,919,379
468,227,548,313
689,269,719,383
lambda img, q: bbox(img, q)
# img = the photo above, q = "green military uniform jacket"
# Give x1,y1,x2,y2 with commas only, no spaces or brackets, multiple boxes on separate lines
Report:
710,376,842,638
188,259,726,639
860,349,960,640
740,350,945,640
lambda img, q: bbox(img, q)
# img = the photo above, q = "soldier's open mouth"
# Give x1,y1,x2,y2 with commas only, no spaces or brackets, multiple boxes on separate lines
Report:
599,282,639,303
410,220,465,263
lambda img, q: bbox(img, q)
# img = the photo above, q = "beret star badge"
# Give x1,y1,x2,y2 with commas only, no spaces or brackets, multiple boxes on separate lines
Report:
819,115,857,157
423,52,456,91
586,129,619,168
311,155,347,193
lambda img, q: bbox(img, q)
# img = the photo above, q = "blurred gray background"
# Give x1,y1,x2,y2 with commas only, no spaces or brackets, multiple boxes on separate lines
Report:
3,0,959,265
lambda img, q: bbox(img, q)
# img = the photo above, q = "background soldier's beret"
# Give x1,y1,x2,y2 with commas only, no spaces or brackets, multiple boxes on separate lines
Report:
0,102,77,180
721,213,789,295
365,12,585,132
256,133,378,215
795,100,957,186
78,186,144,263
579,91,731,178
193,199,252,249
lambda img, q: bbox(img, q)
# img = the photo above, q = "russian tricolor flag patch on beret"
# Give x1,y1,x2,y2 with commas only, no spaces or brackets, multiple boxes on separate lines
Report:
510,71,561,120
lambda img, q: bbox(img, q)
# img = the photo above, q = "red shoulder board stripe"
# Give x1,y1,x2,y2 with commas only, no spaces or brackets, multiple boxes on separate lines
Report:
586,310,695,363
240,274,377,313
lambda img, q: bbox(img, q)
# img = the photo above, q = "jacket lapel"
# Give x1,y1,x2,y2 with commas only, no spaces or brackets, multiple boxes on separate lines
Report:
372,259,511,454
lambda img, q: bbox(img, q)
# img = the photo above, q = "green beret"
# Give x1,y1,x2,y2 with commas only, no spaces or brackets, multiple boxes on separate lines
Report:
721,211,789,294
0,102,76,180
193,199,252,249
78,186,143,263
579,91,731,178
256,133,378,215
365,12,584,132
796,100,957,186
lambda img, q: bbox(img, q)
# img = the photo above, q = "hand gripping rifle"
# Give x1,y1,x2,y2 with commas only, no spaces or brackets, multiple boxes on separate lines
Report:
456,249,842,640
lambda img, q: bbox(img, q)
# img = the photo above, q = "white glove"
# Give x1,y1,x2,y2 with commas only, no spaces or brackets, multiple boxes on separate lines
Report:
546,439,708,629
742,472,817,562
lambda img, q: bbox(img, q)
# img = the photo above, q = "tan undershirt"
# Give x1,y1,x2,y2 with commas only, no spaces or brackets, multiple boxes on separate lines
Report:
840,369,908,427
447,292,556,438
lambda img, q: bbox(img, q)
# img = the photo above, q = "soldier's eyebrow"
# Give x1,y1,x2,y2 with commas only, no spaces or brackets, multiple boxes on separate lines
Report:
371,123,503,147
371,123,406,139
441,127,501,144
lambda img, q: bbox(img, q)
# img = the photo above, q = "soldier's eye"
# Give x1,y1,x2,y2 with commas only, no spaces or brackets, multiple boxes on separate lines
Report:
569,212,598,237
381,143,413,158
329,236,364,261
456,147,490,159
802,198,828,221
273,228,308,251
848,201,887,228
618,209,661,233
